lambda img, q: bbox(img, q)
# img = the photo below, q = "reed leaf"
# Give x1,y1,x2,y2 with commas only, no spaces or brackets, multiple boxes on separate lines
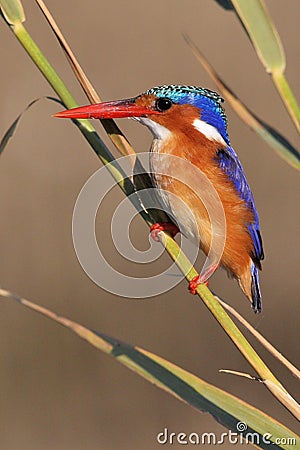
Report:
184,34,300,170
214,0,234,10
0,0,24,24
224,0,300,133
231,0,285,72
0,288,298,449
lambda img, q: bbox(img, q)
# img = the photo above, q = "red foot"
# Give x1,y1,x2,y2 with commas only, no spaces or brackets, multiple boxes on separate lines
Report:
150,222,179,242
188,264,218,295
188,275,209,295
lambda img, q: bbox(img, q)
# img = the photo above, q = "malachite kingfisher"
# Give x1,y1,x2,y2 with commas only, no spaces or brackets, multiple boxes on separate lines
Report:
55,85,264,312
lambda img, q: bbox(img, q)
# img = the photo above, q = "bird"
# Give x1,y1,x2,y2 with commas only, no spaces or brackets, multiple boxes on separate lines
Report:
55,84,264,312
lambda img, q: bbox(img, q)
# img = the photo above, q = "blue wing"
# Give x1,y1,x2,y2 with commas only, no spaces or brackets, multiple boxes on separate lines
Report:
217,146,264,266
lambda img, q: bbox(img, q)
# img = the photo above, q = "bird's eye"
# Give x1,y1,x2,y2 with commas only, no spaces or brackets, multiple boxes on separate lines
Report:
155,97,173,112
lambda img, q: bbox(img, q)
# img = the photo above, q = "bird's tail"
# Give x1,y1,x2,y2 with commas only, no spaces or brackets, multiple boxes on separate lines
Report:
250,264,262,313
238,262,262,313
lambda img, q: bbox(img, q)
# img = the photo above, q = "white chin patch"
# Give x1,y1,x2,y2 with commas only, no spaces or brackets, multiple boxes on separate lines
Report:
192,118,226,145
134,117,171,140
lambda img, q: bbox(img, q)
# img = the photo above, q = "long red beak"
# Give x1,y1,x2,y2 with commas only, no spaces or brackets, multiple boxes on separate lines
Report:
54,98,157,119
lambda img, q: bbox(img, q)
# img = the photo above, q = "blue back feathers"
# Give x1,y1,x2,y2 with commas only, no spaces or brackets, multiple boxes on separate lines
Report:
217,147,264,266
145,85,230,145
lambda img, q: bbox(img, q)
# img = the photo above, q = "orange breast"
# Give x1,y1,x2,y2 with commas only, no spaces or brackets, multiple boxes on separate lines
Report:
150,126,254,279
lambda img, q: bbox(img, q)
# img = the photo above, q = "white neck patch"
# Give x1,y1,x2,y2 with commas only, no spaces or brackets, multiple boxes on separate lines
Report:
192,118,226,146
134,117,171,140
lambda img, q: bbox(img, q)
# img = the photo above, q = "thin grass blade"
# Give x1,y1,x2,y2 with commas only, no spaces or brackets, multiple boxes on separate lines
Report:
184,34,300,170
216,296,300,381
34,0,135,158
33,0,167,223
0,97,62,156
219,370,300,420
231,0,285,72
0,288,298,448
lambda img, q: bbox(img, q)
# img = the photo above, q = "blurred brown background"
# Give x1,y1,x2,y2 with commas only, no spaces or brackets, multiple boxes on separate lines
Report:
0,1,299,449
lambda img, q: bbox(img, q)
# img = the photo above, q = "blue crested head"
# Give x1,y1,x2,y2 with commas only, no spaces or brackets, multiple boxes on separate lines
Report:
145,85,230,145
